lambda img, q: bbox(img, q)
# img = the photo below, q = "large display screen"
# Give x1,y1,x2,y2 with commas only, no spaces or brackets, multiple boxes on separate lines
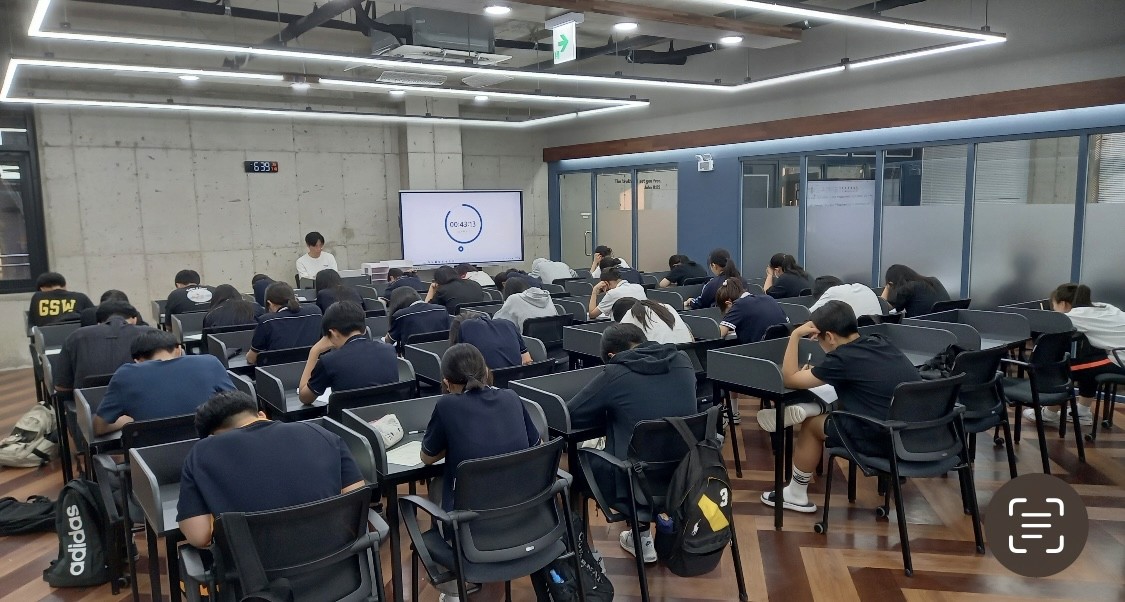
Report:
399,190,524,266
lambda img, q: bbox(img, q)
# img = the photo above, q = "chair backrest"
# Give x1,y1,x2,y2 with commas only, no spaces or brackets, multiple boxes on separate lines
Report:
887,375,965,463
857,314,878,328
79,373,114,388
255,346,313,367
553,299,588,323
451,438,567,564
362,297,386,313
207,330,255,368
563,281,594,298
798,287,812,296
327,380,417,421
522,315,573,350
540,283,565,294
38,322,81,350
681,276,709,286
121,414,198,454
230,371,256,399
365,315,390,340
1026,331,1074,394
491,360,557,388
404,330,450,346
521,399,549,442
212,487,378,602
761,323,795,341
930,298,971,314
950,347,1006,418
626,407,718,511
523,336,548,363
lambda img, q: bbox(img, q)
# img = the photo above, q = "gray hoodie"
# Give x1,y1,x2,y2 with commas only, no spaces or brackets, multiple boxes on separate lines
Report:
493,287,557,331
529,258,577,285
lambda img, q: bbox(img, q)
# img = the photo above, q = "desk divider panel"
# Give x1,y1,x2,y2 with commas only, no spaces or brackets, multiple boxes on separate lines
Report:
207,330,254,368
902,317,982,350
130,439,197,534
342,396,443,474
707,338,826,396
403,340,450,384
682,307,723,321
859,323,958,366
778,303,811,324
992,306,1073,335
562,321,614,358
306,417,377,484
510,367,604,432
913,309,1031,348
366,316,390,339
75,386,108,445
787,295,817,308
1001,299,1049,311
681,315,721,341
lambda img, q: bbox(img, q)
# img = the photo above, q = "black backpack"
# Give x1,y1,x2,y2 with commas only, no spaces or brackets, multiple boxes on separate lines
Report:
0,496,56,535
532,512,614,602
655,416,733,577
43,479,113,587
919,344,967,380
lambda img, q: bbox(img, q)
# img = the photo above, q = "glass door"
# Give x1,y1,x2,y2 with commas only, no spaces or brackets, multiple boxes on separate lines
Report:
635,169,677,272
0,154,33,282
594,172,634,270
559,172,593,269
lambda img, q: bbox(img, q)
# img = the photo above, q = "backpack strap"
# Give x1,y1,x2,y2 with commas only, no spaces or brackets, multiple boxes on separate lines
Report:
222,514,293,602
664,416,699,449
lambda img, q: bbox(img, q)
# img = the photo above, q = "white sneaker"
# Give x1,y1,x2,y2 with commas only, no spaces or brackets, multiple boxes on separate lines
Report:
1022,407,1093,427
755,405,809,432
619,530,657,563
1075,405,1094,426
439,594,459,602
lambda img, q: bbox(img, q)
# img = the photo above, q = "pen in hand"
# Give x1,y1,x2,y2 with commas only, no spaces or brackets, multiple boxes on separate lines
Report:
802,353,812,371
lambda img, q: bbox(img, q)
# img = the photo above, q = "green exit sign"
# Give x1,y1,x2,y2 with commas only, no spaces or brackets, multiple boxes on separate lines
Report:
553,21,576,64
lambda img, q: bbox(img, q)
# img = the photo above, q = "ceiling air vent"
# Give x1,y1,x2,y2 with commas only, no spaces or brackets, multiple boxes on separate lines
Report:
461,73,515,88
376,71,448,86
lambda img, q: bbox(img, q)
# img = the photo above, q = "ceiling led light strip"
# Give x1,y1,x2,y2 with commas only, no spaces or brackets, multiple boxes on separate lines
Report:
848,40,995,69
11,58,286,81
316,78,648,106
25,0,1004,91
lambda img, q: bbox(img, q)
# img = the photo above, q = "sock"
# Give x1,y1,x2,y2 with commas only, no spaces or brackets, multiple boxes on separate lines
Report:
785,402,824,426
783,466,813,504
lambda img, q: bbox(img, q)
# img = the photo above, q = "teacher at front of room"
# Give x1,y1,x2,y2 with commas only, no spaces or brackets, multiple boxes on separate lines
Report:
296,231,338,281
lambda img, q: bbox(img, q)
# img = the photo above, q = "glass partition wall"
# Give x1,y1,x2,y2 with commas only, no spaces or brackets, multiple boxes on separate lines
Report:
804,151,877,284
1081,132,1125,307
741,158,800,274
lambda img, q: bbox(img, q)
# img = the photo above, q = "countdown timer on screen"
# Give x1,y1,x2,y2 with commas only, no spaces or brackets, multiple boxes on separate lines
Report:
243,161,279,173
400,190,523,265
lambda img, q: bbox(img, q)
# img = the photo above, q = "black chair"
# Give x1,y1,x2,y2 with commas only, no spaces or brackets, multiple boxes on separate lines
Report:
255,345,314,367
813,375,984,576
399,438,582,602
80,373,114,388
326,380,418,421
798,288,812,296
761,323,795,341
682,277,710,286
1089,347,1125,441
491,360,558,388
880,312,903,324
951,347,1017,479
554,299,589,323
523,314,574,365
1000,331,1085,474
181,486,390,602
578,407,747,602
929,298,971,314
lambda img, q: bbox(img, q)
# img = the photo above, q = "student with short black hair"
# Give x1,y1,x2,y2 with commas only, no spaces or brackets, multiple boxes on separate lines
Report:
455,263,495,287
494,268,542,291
246,282,322,365
384,287,452,351
660,254,709,288
297,301,398,404
493,277,556,331
763,253,811,299
383,268,426,297
313,268,364,314
251,274,274,308
93,330,234,435
449,314,531,369
881,264,950,317
177,391,365,547
716,278,788,344
29,271,94,328
760,301,920,513
203,284,263,330
567,323,697,563
56,301,154,392
1040,283,1125,426
611,297,693,344
809,275,883,318
80,290,142,327
421,343,540,510
296,231,338,280
426,265,487,314
598,256,643,285
590,245,631,279
164,269,215,328
685,249,743,310
589,266,645,320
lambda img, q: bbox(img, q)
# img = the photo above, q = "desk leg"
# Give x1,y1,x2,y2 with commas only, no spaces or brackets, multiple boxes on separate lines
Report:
714,384,743,478
409,482,419,602
146,524,162,602
772,399,786,530
52,394,73,484
166,533,182,602
386,487,404,602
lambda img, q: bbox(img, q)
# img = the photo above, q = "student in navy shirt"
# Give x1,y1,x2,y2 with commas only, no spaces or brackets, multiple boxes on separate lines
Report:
251,274,274,308
421,343,540,511
246,282,322,365
763,253,812,299
177,391,365,548
314,268,364,314
494,269,543,291
298,301,399,404
94,330,234,435
450,314,531,369
717,278,789,344
598,257,643,285
383,268,426,297
685,249,744,309
385,287,452,351
203,284,263,330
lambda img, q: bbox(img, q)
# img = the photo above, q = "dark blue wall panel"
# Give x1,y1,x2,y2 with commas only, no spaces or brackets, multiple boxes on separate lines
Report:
676,156,742,265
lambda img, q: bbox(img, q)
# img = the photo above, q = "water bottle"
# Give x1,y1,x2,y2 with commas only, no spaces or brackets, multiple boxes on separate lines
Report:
549,569,563,584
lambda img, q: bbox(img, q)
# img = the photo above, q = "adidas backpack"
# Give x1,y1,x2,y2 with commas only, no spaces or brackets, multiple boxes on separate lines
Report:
656,416,734,577
0,403,57,468
43,479,113,587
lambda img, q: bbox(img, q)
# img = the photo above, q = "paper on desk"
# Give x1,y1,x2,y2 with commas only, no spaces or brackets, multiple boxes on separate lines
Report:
386,441,423,467
297,386,332,403
810,384,838,404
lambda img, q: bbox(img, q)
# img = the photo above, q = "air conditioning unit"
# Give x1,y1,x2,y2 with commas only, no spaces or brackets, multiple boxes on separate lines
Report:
374,7,510,66
384,45,512,66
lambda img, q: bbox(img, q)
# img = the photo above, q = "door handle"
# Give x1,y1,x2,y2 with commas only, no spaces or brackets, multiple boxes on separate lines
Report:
584,231,592,256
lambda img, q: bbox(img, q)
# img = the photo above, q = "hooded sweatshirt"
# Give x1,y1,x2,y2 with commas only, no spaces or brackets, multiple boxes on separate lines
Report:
493,287,557,331
1066,303,1125,366
568,342,697,461
529,258,577,285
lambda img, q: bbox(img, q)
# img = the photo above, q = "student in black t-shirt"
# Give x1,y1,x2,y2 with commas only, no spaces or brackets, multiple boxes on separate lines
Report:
426,265,486,314
660,255,709,288
298,301,398,404
177,391,365,548
246,282,322,365
80,290,148,327
716,278,788,344
384,287,452,351
881,264,951,317
56,301,154,392
494,269,542,292
449,314,531,369
760,301,920,514
763,253,812,299
314,269,364,314
598,257,643,285
421,343,540,511
164,269,216,328
28,272,94,327
383,268,426,298
203,284,262,330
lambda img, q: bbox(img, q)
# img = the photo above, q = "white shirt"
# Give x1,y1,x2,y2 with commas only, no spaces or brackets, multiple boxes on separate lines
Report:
464,272,495,287
809,283,883,318
1066,303,1125,366
621,302,694,345
596,282,646,317
295,251,338,280
590,258,630,279
530,258,577,284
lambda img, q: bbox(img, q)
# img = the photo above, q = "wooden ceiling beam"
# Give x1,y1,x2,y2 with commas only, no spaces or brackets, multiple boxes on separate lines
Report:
511,0,804,41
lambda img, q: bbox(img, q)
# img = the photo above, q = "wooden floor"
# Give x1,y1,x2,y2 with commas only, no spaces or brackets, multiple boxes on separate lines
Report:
0,367,1123,601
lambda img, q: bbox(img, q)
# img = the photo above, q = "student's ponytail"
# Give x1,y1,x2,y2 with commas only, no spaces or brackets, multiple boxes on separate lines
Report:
440,343,493,393
1051,283,1093,308
708,248,740,278
265,281,300,312
716,278,746,312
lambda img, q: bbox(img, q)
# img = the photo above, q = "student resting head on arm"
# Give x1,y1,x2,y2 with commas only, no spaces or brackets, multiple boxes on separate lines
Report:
809,275,884,318
589,266,645,320
298,301,398,404
684,249,740,310
880,264,950,317
763,253,811,299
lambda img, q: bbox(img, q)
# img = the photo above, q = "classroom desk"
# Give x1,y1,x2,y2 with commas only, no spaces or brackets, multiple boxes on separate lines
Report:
256,362,327,422
647,284,706,308
74,386,122,476
778,302,811,324
994,305,1073,336
509,367,607,477
681,313,722,341
293,288,318,303
206,329,255,373
151,299,168,326
906,309,1031,351
707,338,827,529
131,439,196,602
562,321,613,368
170,312,207,354
858,323,958,367
785,295,817,308
454,301,505,316
403,340,450,386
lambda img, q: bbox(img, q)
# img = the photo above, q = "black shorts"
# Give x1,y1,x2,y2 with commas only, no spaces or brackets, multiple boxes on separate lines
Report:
1071,359,1125,397
824,414,889,459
